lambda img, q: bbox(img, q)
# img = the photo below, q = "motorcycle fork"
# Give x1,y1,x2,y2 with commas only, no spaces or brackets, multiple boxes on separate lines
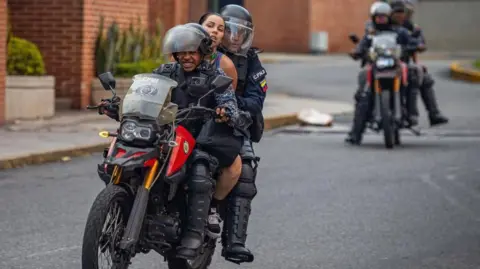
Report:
393,77,402,122
374,79,382,123
118,160,160,253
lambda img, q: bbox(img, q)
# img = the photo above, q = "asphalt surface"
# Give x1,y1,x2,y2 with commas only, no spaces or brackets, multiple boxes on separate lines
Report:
1,58,480,269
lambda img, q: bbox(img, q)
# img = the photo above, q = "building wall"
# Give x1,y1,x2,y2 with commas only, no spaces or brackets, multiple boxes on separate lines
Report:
0,0,6,124
414,0,480,51
245,0,311,53
8,0,149,108
310,0,375,53
81,0,149,108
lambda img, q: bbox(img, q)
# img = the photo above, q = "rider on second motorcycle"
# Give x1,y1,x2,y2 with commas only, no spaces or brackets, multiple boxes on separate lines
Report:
345,1,420,144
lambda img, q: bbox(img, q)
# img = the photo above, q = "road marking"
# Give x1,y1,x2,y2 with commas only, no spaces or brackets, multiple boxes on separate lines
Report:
8,245,81,261
419,174,480,222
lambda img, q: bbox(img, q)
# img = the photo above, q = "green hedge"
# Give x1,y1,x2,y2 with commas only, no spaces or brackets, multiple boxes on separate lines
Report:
114,60,165,77
7,37,46,76
474,59,480,70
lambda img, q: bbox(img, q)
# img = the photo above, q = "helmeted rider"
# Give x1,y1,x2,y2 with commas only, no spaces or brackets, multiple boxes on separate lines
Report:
217,4,267,264
389,0,449,126
345,1,420,145
97,23,251,260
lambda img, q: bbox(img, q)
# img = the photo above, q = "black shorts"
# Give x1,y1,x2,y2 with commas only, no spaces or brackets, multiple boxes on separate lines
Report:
195,120,243,168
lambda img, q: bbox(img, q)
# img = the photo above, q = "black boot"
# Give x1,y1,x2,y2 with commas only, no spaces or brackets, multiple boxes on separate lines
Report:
420,75,449,126
176,163,214,260
222,162,257,264
222,196,254,264
406,86,419,127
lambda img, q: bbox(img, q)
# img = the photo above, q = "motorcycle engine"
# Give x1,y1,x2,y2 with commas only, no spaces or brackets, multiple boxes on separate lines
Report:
145,214,181,243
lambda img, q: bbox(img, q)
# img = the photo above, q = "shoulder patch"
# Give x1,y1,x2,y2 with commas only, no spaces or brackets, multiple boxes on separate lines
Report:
260,78,268,93
251,68,267,83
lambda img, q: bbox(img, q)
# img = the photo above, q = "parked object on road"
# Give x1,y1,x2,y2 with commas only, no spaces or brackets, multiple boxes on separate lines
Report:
297,108,333,127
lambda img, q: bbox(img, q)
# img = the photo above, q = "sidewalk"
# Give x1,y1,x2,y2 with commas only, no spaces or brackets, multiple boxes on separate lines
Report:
0,93,353,169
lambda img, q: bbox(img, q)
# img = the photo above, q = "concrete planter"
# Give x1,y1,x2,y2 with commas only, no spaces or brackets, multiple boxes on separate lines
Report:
5,76,56,121
91,77,132,104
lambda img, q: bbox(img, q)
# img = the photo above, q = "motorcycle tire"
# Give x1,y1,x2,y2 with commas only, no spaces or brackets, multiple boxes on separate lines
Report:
82,185,133,269
380,91,394,149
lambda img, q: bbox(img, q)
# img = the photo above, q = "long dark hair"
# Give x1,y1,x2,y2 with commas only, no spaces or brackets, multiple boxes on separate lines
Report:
198,12,223,25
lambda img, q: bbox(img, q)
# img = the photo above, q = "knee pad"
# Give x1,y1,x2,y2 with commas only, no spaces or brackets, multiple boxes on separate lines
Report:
191,149,218,173
188,163,214,194
358,69,368,86
239,140,255,161
407,66,419,87
423,73,435,88
231,163,257,200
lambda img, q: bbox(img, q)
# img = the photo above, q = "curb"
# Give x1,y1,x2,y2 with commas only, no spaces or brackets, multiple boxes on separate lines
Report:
0,114,303,170
450,61,480,83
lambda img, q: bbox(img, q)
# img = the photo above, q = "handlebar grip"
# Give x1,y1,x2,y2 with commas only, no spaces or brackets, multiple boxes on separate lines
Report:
86,105,99,109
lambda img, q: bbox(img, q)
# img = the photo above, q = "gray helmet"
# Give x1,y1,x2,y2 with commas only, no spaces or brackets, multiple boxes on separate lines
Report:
370,2,392,16
162,24,213,56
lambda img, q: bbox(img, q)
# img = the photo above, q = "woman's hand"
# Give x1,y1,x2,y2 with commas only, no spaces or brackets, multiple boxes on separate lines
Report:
215,106,229,123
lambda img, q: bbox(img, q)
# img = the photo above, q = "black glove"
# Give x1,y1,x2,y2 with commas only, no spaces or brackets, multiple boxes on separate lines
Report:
98,96,121,121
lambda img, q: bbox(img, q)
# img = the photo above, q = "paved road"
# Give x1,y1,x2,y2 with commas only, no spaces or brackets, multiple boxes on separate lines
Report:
264,57,480,130
2,58,480,269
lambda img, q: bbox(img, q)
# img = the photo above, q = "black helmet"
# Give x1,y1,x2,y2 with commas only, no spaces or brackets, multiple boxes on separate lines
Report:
220,5,253,26
389,0,406,13
219,5,254,56
162,24,213,58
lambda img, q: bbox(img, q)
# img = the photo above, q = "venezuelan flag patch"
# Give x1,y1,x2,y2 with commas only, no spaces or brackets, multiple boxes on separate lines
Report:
260,79,268,92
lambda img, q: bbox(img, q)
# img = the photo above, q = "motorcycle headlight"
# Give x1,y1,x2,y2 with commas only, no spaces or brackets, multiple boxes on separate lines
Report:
120,121,153,141
376,57,396,68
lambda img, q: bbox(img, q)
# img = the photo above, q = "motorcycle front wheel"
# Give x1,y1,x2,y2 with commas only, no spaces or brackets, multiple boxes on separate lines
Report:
82,184,133,269
380,91,395,149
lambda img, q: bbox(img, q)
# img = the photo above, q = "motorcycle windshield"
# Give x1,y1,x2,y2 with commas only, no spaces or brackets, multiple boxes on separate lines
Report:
372,32,398,50
121,73,179,124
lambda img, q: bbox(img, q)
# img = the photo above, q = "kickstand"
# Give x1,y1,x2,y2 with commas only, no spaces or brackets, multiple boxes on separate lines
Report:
408,126,422,136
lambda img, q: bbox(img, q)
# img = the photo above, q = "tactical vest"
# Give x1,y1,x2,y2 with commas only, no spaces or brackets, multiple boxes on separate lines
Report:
219,48,255,96
153,61,217,109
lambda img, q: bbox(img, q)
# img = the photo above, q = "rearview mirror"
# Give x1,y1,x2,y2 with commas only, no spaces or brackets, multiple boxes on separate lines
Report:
348,33,360,44
211,75,233,94
98,72,116,91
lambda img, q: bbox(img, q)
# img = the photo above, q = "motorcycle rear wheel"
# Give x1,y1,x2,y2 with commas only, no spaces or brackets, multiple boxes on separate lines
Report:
82,185,132,269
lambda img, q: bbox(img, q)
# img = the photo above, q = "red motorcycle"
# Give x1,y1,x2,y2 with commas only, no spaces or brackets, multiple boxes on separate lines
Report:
82,71,232,269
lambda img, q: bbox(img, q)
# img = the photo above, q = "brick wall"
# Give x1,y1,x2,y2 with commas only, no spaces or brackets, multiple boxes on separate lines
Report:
81,0,148,108
9,0,148,109
8,0,84,105
311,0,375,52
188,0,208,23
0,0,6,124
246,0,311,53
149,0,175,33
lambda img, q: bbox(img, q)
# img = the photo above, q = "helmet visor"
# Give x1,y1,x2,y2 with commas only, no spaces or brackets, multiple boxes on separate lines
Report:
222,19,254,56
162,25,204,54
